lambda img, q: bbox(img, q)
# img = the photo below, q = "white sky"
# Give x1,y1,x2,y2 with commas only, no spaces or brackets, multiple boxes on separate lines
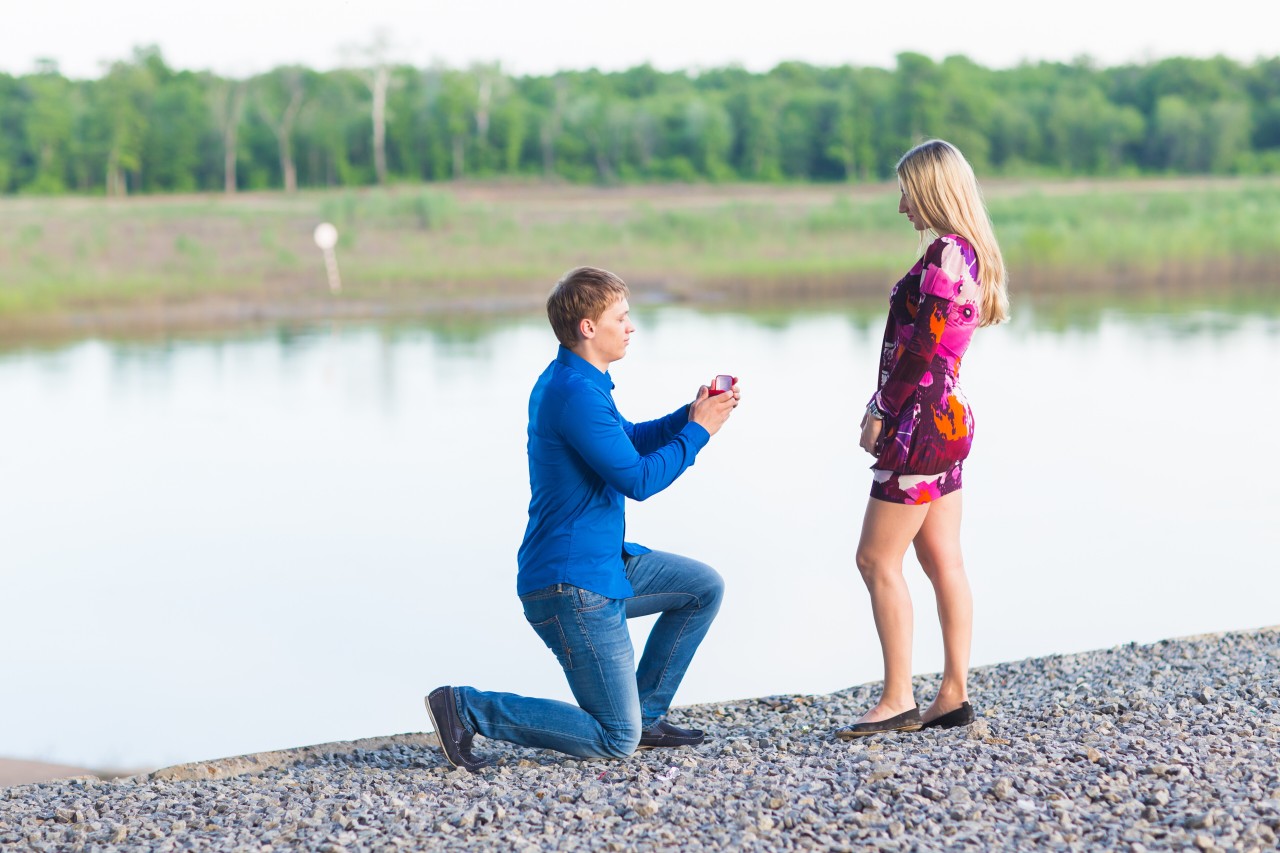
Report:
3,0,1276,80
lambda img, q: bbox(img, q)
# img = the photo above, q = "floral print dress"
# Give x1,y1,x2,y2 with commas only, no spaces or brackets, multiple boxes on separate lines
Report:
867,234,982,504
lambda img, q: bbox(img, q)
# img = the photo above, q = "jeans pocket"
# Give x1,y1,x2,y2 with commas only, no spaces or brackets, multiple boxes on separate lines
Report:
574,587,613,613
527,614,574,672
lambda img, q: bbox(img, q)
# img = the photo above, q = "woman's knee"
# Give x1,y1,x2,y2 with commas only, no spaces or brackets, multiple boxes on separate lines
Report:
918,550,965,584
856,549,894,584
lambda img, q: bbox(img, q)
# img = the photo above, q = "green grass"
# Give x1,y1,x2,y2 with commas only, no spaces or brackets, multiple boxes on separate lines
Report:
1,177,1278,330
988,185,1277,275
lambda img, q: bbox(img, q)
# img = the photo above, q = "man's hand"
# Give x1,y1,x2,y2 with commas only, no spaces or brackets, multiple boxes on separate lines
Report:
859,412,883,456
689,380,739,437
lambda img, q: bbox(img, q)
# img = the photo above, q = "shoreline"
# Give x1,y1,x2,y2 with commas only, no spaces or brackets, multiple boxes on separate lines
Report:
3,176,1278,345
5,625,1278,850
1,266,1274,349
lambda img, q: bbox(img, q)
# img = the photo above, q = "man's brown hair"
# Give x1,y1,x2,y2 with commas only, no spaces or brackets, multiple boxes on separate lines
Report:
546,266,630,348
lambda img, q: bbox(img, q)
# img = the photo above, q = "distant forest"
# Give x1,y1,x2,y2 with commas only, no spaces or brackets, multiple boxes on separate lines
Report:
2,47,1278,195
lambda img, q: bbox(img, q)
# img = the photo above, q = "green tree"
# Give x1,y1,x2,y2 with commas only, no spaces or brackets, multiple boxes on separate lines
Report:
21,67,77,193
683,96,735,181
252,66,311,192
383,66,431,180
208,77,246,193
726,82,782,180
299,69,366,186
0,73,24,192
88,48,160,195
437,69,477,178
1150,95,1205,171
470,63,512,175
1206,100,1254,173
142,69,208,191
5,49,1280,196
894,53,944,148
826,71,879,181
490,92,530,175
565,91,631,183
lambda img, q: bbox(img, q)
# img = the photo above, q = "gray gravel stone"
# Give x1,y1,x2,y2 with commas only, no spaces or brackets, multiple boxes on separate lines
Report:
3,626,1279,850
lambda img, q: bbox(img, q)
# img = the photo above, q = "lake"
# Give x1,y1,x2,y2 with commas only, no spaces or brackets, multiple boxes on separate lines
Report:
2,290,1278,770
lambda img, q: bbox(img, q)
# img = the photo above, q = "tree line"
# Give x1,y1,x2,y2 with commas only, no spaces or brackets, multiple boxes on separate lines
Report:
1,46,1278,196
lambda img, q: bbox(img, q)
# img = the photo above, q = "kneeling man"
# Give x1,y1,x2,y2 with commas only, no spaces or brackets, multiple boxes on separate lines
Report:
426,266,739,770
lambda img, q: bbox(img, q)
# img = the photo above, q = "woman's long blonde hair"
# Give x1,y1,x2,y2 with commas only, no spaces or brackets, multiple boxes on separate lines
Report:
897,139,1009,327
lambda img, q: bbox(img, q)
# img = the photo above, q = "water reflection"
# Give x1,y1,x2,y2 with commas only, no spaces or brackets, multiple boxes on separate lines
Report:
1,290,1277,770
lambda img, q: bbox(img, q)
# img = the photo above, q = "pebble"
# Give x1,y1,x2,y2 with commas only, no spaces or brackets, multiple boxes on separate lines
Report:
3,627,1279,850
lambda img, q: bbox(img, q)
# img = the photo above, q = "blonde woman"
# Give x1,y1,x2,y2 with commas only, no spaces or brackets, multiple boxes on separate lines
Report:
836,140,1008,738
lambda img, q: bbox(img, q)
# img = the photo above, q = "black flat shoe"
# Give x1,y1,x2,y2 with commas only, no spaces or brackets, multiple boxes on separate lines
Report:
921,701,974,730
424,686,489,772
835,707,922,740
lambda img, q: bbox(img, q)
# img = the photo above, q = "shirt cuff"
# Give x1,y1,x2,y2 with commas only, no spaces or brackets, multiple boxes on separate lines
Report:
681,420,711,448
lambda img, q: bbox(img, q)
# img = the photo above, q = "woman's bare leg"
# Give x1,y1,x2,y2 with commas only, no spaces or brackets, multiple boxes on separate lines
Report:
854,497,931,723
912,489,971,721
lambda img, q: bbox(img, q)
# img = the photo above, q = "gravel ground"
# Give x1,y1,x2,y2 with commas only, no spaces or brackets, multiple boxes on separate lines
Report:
4,627,1279,852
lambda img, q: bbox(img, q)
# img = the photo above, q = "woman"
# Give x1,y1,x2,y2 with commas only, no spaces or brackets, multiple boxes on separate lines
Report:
836,139,1008,739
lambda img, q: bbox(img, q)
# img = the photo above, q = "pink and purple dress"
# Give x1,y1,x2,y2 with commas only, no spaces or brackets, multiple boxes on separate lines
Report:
867,234,982,504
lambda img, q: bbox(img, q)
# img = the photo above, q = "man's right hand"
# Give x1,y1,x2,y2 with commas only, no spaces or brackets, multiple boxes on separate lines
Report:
689,383,737,436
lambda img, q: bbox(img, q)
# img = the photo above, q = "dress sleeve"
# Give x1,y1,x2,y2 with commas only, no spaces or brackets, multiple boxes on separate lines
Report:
870,295,950,418
869,239,966,418
920,236,971,301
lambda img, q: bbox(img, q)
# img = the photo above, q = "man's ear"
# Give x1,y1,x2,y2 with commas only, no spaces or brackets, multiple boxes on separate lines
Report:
578,317,595,340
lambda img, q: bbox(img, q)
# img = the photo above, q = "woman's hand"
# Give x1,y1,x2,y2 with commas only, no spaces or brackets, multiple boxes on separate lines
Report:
859,412,883,456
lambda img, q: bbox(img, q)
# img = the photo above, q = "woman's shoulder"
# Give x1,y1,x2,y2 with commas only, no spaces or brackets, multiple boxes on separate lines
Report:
925,233,978,275
927,233,975,258
918,233,980,299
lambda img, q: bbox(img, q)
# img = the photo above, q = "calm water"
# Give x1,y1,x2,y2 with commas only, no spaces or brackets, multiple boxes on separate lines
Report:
2,294,1278,769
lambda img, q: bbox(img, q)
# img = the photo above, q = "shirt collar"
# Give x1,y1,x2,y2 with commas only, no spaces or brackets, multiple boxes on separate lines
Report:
557,345,614,391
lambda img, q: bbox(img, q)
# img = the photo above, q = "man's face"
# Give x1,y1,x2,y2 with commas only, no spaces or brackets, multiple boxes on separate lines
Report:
590,297,634,364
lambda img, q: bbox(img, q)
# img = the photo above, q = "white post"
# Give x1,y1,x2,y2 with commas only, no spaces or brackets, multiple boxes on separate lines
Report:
313,222,342,293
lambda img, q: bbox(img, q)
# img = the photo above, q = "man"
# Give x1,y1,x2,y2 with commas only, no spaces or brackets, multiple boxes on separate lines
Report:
425,266,738,771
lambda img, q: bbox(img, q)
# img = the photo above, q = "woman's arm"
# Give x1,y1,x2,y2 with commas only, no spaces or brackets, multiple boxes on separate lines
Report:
866,237,970,420
868,293,951,418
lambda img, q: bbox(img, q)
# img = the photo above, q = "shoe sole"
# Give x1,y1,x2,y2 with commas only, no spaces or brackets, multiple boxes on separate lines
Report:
835,722,924,741
423,693,463,770
921,720,974,730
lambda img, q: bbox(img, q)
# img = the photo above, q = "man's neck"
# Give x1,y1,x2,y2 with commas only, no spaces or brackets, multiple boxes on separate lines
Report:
570,344,611,375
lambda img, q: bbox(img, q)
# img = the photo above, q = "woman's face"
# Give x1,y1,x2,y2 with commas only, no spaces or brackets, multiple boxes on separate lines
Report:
898,182,928,232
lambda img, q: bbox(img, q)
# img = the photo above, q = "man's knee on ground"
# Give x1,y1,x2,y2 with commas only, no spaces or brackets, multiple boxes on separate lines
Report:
593,722,641,759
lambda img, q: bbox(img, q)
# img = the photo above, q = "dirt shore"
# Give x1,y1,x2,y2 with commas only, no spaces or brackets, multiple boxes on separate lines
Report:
4,627,1278,850
0,759,138,788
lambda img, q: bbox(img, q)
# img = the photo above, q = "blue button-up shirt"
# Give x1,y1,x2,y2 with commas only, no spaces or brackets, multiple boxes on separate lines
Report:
517,347,711,599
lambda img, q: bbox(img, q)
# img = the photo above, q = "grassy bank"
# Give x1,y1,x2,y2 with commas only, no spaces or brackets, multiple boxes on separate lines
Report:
1,177,1277,337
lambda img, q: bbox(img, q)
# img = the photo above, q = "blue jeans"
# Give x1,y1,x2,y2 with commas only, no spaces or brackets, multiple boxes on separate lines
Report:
452,550,724,759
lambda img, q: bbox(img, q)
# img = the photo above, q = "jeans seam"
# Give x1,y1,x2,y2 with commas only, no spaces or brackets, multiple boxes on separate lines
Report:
628,591,702,717
490,720,633,748
573,600,631,733
650,608,697,712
